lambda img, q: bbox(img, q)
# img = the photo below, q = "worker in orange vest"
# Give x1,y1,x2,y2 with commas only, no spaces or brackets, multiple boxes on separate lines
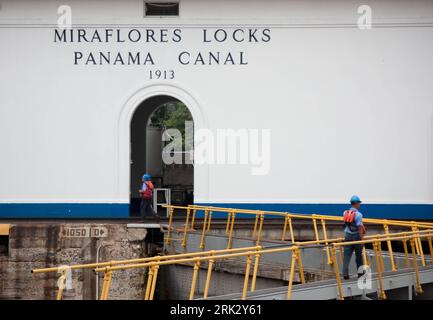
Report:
139,174,158,221
342,195,366,279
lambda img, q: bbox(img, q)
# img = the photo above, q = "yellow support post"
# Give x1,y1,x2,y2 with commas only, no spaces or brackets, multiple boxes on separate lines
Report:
165,207,175,245
207,210,213,232
331,246,344,300
321,219,332,265
189,259,201,300
288,216,295,244
286,247,298,300
410,239,424,295
241,254,253,300
250,250,261,292
373,242,387,300
377,242,385,273
225,211,232,235
411,224,425,267
312,216,323,268
339,247,344,267
256,213,265,246
362,246,369,267
199,209,209,249
144,266,154,300
414,227,426,267
312,217,320,242
296,248,306,284
428,237,433,265
412,226,420,254
100,269,113,300
402,240,410,269
383,224,396,271
181,207,191,247
203,253,215,298
149,264,160,300
227,211,236,249
56,269,67,300
252,213,259,238
281,215,288,241
140,266,148,299
191,208,197,230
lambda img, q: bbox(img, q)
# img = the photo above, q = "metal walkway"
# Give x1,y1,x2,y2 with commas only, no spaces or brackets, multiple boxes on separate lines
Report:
165,229,433,300
203,266,433,300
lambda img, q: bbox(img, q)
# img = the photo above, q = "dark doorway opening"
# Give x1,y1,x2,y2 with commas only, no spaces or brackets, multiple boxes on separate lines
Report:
130,95,194,217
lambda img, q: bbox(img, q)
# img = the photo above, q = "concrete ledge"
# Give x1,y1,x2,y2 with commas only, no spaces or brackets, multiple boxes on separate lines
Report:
127,223,161,228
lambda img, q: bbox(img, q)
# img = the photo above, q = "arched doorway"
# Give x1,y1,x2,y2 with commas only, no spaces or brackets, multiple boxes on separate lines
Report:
129,95,194,217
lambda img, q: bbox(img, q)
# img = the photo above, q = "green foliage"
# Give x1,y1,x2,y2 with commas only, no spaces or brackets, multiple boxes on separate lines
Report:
149,101,193,148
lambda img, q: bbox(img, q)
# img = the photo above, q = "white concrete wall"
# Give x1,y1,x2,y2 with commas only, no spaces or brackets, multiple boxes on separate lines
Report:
0,0,433,208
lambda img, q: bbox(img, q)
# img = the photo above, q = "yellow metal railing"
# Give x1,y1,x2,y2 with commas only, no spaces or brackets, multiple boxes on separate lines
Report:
92,229,433,300
32,229,433,300
32,245,260,300
31,203,433,300
163,204,433,269
331,232,432,300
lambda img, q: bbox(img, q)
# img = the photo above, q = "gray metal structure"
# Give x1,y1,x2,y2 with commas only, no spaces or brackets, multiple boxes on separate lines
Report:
164,229,433,300
204,267,433,300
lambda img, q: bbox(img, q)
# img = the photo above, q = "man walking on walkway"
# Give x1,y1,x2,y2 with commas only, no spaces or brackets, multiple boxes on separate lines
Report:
342,195,366,279
139,174,158,221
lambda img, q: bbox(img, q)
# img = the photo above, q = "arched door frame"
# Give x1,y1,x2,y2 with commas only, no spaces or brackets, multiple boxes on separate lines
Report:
117,82,209,206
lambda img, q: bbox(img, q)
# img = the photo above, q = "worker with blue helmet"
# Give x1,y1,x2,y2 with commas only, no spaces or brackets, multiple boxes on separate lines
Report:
350,195,362,204
139,173,158,221
342,195,366,280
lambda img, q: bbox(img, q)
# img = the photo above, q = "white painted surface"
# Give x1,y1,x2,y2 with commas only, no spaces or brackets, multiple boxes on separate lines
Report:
0,0,433,206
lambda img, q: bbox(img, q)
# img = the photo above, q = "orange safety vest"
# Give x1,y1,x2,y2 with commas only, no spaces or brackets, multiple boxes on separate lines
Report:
141,181,154,199
343,209,359,232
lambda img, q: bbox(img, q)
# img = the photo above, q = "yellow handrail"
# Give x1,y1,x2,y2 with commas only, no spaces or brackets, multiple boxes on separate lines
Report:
32,246,263,300
33,202,433,300
164,204,433,261
184,204,433,228
94,231,433,300
33,229,431,277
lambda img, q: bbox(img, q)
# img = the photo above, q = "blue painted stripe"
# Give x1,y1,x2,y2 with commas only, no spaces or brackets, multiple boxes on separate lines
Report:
0,202,432,219
0,203,129,219
195,203,433,220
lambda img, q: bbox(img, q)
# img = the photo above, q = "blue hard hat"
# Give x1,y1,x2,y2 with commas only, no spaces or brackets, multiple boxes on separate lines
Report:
350,195,362,203
142,174,151,181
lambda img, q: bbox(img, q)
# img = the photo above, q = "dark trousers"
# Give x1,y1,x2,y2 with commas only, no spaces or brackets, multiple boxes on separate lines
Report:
342,232,364,277
140,198,156,219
